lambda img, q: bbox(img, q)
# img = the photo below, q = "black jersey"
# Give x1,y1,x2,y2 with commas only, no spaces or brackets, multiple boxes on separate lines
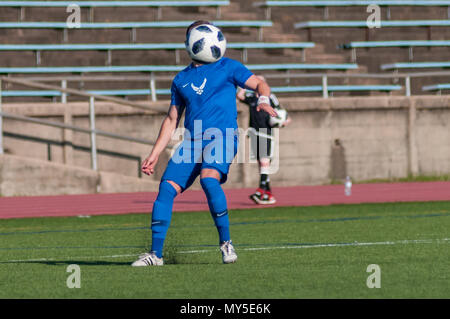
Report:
242,90,280,133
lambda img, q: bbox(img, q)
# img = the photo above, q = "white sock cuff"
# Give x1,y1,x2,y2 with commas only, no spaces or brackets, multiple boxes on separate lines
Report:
260,166,271,175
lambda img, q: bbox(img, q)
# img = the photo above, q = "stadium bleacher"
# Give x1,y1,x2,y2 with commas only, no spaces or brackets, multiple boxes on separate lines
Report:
0,0,448,98
294,20,450,41
339,40,450,62
271,84,402,93
0,20,273,42
422,83,450,93
0,63,358,75
0,1,231,20
0,84,402,100
254,1,450,19
0,1,230,8
381,61,450,71
0,42,315,65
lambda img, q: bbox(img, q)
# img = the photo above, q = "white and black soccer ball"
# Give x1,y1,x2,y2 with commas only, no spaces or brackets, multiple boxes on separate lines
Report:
185,23,227,63
269,108,288,128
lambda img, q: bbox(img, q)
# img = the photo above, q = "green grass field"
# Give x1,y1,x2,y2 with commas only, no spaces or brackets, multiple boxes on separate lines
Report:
0,201,449,299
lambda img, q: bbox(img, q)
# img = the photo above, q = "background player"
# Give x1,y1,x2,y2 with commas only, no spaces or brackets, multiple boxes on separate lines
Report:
132,21,277,267
237,76,291,205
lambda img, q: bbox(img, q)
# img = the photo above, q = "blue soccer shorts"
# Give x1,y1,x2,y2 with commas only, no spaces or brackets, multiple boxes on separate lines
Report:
161,134,239,192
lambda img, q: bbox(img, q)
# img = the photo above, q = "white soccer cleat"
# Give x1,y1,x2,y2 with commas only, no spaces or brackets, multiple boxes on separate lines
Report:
131,252,164,267
220,240,237,264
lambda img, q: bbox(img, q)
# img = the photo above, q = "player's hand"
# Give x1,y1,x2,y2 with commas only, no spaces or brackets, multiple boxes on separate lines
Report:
257,103,278,117
282,116,292,127
141,154,159,176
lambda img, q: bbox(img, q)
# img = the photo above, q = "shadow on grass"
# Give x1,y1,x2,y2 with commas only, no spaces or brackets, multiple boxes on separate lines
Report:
0,258,217,266
0,260,132,266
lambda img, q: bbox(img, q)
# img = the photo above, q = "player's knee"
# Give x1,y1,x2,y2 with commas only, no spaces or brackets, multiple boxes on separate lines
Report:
158,180,179,198
164,180,182,194
200,168,221,181
200,177,220,196
259,157,271,166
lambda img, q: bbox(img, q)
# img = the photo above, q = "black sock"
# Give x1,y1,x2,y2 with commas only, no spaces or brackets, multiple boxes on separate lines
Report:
259,174,271,191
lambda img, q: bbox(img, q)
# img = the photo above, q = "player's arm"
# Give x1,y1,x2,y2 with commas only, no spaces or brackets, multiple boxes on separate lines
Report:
236,87,247,102
141,105,181,176
243,75,277,117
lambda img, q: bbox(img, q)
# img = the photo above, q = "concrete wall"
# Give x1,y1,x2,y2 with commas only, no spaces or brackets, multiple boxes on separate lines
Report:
0,153,160,196
275,95,450,186
1,95,449,196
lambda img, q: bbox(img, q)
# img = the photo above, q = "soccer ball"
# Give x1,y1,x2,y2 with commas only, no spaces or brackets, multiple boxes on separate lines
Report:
269,108,288,128
185,23,227,63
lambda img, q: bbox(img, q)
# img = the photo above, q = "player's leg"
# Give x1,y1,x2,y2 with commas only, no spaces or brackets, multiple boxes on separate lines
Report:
200,168,237,264
131,179,180,267
259,129,276,204
200,168,230,243
259,157,271,191
249,128,265,203
250,131,276,204
132,140,201,266
258,156,276,204
150,180,181,258
200,131,239,263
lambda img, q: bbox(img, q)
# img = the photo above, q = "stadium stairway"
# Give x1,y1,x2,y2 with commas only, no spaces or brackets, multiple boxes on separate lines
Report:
245,0,450,94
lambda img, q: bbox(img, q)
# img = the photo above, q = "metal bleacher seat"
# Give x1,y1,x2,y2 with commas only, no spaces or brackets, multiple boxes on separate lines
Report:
0,1,231,19
0,1,230,7
339,40,450,63
0,20,273,42
294,20,450,41
0,63,360,100
271,84,402,93
381,61,450,71
295,20,450,29
1,84,401,100
0,89,171,98
0,63,358,76
254,1,450,19
0,42,315,65
422,83,450,93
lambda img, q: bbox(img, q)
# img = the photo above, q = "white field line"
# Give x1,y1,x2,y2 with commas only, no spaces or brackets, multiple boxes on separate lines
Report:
176,238,450,254
2,238,449,263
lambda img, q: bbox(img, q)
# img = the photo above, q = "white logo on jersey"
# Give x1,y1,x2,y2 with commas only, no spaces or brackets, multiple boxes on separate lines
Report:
191,78,207,95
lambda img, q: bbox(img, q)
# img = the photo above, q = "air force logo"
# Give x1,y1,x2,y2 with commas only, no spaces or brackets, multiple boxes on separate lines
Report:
191,78,207,95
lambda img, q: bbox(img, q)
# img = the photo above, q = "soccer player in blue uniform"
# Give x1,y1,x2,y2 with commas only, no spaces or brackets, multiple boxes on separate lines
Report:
132,21,277,266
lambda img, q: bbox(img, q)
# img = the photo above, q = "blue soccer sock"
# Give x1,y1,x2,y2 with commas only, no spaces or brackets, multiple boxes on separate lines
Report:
200,177,231,243
151,180,178,258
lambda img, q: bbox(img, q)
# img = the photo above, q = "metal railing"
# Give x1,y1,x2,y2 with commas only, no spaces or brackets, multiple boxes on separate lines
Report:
262,71,450,98
0,77,168,176
3,74,174,102
7,70,450,100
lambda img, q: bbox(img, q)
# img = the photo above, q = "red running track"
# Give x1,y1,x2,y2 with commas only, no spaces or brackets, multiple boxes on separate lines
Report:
0,182,449,219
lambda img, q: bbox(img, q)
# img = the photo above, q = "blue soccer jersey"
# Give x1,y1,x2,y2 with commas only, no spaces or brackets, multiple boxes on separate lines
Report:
171,57,253,139
162,57,254,190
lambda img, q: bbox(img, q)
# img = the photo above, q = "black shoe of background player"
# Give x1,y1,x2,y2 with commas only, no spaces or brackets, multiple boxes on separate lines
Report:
250,188,276,205
250,188,265,204
260,190,276,204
